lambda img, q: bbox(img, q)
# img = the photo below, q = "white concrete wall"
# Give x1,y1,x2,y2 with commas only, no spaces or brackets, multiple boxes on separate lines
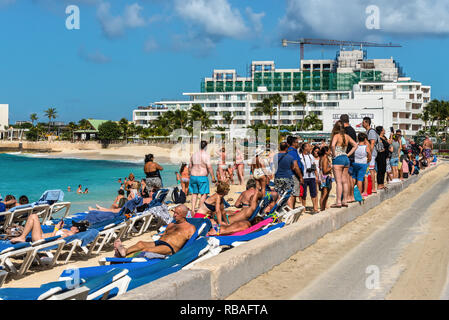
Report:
0,104,9,129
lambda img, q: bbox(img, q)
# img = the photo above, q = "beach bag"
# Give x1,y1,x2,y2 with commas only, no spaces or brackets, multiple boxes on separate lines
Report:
368,129,384,153
5,224,24,240
367,175,372,195
354,186,363,204
171,187,186,204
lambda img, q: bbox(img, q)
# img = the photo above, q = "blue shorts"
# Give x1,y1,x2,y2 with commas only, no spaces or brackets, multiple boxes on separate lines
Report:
390,158,399,167
351,163,368,182
301,178,317,198
332,155,350,167
188,176,210,195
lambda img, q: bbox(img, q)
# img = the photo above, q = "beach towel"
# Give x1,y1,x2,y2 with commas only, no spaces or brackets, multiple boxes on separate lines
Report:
229,218,273,236
36,190,64,205
84,211,117,225
143,203,171,225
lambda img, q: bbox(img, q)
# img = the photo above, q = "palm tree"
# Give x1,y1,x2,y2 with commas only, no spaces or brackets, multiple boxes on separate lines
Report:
291,92,315,131
418,109,431,134
44,108,57,134
78,118,91,130
223,112,234,129
254,97,276,127
30,113,38,127
188,104,211,130
270,94,282,133
303,113,323,131
173,109,189,130
67,121,78,142
119,118,130,142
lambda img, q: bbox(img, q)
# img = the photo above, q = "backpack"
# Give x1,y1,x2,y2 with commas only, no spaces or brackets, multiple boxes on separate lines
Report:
171,187,186,204
368,129,384,153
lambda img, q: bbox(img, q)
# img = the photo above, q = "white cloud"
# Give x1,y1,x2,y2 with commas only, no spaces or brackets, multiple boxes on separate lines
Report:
97,1,147,38
246,7,265,35
78,46,111,64
144,37,159,52
279,0,449,41
174,0,249,40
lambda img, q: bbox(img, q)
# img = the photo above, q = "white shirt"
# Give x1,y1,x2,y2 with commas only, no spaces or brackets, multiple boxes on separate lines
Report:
300,153,316,179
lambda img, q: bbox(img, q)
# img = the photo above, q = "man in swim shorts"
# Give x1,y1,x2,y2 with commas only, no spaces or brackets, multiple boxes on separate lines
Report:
422,135,433,166
113,204,195,257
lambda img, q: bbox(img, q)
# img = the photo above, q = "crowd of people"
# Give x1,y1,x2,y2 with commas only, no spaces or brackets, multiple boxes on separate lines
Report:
261,114,436,213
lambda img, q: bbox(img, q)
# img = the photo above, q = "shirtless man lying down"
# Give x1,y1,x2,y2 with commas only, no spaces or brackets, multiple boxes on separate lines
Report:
113,204,195,257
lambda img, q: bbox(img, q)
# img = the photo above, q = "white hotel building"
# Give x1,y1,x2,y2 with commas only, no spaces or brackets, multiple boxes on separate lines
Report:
133,49,430,137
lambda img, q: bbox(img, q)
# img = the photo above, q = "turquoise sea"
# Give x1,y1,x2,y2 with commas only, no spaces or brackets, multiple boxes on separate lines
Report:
0,153,179,214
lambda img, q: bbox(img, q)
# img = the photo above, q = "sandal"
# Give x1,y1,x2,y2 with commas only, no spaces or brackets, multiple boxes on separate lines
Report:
342,204,349,207
330,204,342,208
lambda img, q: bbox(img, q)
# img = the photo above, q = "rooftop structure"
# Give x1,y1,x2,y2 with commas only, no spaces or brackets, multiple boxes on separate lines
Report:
133,49,430,137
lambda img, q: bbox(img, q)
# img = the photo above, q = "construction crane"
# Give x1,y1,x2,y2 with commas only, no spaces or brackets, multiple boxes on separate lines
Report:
282,38,401,65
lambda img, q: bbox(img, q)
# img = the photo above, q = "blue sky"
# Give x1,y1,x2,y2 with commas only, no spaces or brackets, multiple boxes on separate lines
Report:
1,0,448,123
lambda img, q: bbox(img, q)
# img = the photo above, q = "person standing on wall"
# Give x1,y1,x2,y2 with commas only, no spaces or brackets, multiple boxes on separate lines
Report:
340,114,357,203
363,117,379,194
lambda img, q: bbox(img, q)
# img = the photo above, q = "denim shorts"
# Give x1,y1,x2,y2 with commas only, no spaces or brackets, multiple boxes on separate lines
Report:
332,155,350,167
390,157,399,167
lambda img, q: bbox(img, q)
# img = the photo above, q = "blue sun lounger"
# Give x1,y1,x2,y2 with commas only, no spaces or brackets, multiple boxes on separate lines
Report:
0,268,131,300
59,237,214,299
209,222,285,247
99,218,212,265
0,266,6,287
0,235,66,277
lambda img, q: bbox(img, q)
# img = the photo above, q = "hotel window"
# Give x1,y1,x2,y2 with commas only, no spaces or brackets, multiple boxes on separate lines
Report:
264,65,272,71
328,93,338,100
224,95,231,101
236,120,246,124
225,73,234,80
237,94,246,101
255,65,262,72
221,103,232,107
208,103,218,108
216,73,224,80
233,103,245,108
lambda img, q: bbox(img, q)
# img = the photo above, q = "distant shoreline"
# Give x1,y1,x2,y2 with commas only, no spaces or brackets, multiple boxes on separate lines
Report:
0,141,189,164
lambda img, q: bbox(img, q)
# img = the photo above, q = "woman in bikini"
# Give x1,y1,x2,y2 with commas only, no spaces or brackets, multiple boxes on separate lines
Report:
234,146,245,186
330,120,358,208
216,147,228,183
194,181,231,226
177,163,190,196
